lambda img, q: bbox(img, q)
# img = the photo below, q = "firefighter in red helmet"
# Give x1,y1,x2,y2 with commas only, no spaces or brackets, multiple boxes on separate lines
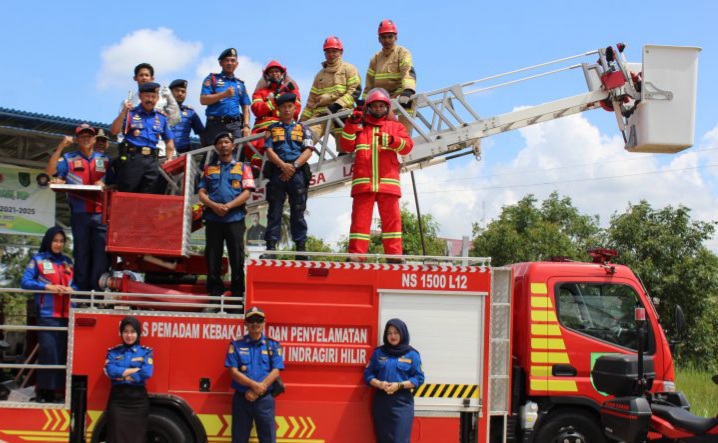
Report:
339,88,413,261
364,19,417,135
247,60,301,175
300,36,362,147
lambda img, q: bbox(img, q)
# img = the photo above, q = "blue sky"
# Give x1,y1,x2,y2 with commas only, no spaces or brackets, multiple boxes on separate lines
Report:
2,1,717,246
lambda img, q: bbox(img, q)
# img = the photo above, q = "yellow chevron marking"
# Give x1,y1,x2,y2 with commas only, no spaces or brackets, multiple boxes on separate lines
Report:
531,310,557,322
530,365,552,376
531,352,570,364
60,409,70,432
530,283,547,294
86,410,102,433
276,416,289,437
222,415,232,437
531,296,553,308
306,416,317,438
198,414,224,437
531,338,566,350
42,409,52,431
298,416,308,439
288,416,300,438
531,324,561,336
51,409,62,431
530,379,579,392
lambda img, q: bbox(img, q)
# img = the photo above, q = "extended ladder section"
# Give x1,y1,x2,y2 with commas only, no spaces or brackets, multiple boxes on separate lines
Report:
177,44,698,212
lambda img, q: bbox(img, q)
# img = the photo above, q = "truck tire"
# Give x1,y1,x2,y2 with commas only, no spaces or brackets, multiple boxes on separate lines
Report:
146,408,193,443
534,411,606,443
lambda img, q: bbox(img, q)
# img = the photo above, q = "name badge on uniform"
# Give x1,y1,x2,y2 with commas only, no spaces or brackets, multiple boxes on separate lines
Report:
232,180,240,189
398,358,412,364
131,357,144,362
41,261,55,274
95,158,106,172
115,355,124,360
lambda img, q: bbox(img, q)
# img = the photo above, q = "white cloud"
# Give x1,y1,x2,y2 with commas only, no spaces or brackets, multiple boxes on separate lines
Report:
97,28,202,89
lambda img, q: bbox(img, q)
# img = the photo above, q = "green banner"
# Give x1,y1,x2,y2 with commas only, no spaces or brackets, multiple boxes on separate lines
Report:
0,163,56,235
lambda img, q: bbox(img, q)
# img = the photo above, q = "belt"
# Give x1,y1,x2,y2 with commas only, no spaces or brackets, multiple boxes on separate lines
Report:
123,145,158,157
208,115,243,124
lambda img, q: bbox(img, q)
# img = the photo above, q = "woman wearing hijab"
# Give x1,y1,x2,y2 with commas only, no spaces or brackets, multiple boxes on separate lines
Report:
104,316,154,443
21,226,76,403
363,318,425,443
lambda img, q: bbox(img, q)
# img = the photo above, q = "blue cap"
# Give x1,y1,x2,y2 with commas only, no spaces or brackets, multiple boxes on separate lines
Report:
275,93,297,107
169,79,188,89
138,82,160,93
245,306,265,319
218,48,237,60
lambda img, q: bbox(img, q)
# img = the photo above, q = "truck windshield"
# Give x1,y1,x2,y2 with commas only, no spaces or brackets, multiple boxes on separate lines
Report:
555,282,654,352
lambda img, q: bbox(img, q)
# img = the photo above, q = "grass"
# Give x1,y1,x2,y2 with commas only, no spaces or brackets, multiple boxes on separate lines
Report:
674,366,718,417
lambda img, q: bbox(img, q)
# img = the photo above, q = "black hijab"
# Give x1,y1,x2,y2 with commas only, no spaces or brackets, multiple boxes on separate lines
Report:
39,226,66,257
119,316,141,346
380,318,413,357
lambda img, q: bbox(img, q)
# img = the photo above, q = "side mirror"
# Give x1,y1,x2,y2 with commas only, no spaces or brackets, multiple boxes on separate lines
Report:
675,305,686,338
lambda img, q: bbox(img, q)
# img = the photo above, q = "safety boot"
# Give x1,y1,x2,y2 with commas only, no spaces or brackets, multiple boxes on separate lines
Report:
259,241,276,259
295,241,308,261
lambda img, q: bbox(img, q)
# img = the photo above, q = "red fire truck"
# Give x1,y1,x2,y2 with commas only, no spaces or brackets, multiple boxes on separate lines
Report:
0,43,701,443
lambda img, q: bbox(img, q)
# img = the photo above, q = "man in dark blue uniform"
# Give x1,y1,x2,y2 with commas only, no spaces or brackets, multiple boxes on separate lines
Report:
46,124,111,292
198,133,255,309
169,79,204,154
225,307,284,443
110,82,175,193
262,93,313,259
200,48,252,148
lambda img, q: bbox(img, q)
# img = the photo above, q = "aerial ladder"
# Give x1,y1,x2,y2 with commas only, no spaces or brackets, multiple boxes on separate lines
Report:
167,43,700,210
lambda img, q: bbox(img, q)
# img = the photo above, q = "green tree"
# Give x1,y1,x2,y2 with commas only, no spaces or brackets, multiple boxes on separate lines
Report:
339,204,446,257
606,201,718,368
304,235,336,261
0,235,40,327
471,192,602,266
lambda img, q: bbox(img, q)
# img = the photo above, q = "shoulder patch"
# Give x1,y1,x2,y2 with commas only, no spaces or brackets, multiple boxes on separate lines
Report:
207,165,221,175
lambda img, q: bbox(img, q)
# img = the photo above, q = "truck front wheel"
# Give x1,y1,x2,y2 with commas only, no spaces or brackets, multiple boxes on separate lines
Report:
534,411,606,443
146,408,193,443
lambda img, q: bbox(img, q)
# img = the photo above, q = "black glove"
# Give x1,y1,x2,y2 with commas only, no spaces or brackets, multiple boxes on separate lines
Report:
327,103,342,114
348,109,363,124
397,89,415,107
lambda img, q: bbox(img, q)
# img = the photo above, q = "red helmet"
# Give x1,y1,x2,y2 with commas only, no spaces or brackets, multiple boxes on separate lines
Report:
378,19,398,35
263,60,286,75
323,36,343,51
364,88,391,118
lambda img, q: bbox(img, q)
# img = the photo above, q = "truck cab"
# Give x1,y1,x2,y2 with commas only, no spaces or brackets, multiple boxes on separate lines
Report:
508,258,674,442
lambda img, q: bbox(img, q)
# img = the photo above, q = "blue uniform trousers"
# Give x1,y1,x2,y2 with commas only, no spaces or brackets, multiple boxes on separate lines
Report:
70,212,108,292
116,151,159,193
204,220,245,298
232,391,276,443
372,390,414,443
37,317,68,391
264,168,308,243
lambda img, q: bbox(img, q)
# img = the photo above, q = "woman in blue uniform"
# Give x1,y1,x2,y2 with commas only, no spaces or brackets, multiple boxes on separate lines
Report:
104,316,154,443
364,318,425,443
21,226,76,403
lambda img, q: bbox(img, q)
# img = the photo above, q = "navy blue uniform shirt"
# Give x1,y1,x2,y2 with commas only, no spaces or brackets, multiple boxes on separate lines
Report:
225,333,284,393
198,161,256,223
264,121,313,162
173,104,204,153
123,105,174,149
104,344,154,386
363,347,425,387
201,73,251,117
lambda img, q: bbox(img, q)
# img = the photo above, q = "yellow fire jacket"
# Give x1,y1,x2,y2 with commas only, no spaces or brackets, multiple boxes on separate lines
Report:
364,45,416,98
300,59,361,121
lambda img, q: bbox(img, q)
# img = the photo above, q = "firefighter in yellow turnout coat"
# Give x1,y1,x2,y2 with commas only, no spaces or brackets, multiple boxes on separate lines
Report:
300,36,362,144
364,19,417,134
